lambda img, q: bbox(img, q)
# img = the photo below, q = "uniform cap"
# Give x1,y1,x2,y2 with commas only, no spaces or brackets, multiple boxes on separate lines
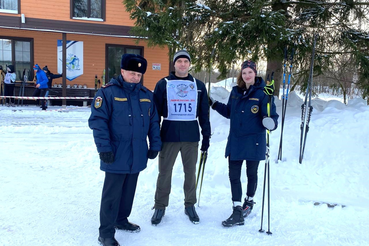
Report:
120,54,147,74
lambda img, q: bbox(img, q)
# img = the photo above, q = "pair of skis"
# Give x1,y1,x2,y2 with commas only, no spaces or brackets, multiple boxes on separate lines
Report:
277,47,295,161
299,34,317,164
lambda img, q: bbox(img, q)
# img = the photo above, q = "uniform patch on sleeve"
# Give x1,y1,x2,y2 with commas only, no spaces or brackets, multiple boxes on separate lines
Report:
94,96,103,108
140,98,151,103
114,97,127,101
251,105,259,114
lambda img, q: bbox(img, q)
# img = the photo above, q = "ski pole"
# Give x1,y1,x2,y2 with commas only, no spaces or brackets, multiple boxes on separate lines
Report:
278,48,295,161
196,150,207,206
260,80,273,234
277,47,288,161
283,48,295,115
299,34,317,164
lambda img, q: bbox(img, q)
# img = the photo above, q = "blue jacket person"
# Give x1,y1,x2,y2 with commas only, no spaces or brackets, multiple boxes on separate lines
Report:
32,64,49,110
209,60,278,227
89,54,162,246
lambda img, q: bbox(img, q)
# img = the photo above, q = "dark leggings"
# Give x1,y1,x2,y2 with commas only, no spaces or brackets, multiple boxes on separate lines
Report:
228,159,259,202
32,88,48,109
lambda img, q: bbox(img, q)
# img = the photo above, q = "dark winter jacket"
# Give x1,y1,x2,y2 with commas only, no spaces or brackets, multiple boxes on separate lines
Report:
213,77,279,161
88,75,162,174
153,72,211,142
46,72,62,88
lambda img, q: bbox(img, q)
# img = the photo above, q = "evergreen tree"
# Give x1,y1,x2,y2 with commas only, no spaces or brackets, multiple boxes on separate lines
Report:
123,0,212,65
123,0,369,100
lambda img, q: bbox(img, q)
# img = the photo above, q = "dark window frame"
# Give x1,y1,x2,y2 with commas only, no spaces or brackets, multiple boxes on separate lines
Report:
70,0,106,21
0,36,34,81
105,44,144,85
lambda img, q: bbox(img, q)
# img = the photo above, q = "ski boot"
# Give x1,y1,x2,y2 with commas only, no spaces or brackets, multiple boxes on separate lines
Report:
185,205,200,224
242,198,255,217
222,206,244,227
151,208,165,225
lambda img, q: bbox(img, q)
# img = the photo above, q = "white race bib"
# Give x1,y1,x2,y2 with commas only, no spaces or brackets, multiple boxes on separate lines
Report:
165,79,198,121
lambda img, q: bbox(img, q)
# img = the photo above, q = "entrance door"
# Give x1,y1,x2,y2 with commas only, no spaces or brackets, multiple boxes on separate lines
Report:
106,45,143,85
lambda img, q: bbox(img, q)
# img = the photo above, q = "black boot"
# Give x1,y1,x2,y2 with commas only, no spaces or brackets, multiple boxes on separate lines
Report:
222,206,244,227
115,221,140,233
151,208,165,225
185,205,200,224
242,198,255,217
98,237,120,246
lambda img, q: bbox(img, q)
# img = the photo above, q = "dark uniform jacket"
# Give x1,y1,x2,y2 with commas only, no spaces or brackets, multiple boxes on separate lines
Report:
89,75,162,174
213,77,279,161
153,72,211,142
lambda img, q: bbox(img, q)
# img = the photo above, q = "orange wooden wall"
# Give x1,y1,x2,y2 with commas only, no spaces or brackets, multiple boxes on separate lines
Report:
21,0,135,26
1,29,170,90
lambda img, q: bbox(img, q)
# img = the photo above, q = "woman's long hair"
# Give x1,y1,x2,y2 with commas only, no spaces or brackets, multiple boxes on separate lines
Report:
236,71,246,89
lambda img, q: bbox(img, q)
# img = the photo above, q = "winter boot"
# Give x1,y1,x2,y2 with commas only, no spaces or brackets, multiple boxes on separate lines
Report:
222,205,244,227
115,221,140,233
184,205,200,224
151,208,165,225
98,237,120,246
242,198,255,217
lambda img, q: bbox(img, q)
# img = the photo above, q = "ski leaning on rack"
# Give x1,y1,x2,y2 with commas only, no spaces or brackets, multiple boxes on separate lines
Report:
277,47,294,161
299,34,317,164
259,79,274,235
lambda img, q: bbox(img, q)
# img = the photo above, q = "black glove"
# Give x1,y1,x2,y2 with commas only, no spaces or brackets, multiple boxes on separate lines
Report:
208,96,213,106
208,96,217,109
99,151,114,164
147,149,159,159
200,136,210,152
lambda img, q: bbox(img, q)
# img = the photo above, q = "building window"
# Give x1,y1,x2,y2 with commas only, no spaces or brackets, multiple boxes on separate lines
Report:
0,0,18,13
72,0,105,20
105,45,143,84
0,38,33,81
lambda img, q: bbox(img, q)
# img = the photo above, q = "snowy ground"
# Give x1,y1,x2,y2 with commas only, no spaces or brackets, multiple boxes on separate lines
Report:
1,86,369,246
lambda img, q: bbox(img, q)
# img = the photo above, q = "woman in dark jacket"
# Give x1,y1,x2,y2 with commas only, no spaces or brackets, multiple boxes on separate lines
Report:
209,60,279,227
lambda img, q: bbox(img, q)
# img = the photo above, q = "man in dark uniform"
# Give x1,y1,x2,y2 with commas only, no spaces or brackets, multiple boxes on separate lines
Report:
89,54,162,246
151,50,211,225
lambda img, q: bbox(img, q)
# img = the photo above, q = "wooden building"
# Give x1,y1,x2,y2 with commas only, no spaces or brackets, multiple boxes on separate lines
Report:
0,0,169,94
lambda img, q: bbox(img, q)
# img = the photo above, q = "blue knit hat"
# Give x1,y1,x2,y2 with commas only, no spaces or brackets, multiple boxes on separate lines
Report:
33,64,40,70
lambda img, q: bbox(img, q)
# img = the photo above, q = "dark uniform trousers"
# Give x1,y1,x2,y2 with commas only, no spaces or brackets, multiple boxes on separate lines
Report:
154,142,198,209
99,172,139,238
228,159,259,202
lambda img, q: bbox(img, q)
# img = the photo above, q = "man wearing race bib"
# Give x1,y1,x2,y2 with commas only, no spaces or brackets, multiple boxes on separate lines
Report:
151,50,211,225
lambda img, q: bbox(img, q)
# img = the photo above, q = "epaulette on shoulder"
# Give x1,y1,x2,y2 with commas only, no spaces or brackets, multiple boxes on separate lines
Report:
102,83,114,89
140,85,148,92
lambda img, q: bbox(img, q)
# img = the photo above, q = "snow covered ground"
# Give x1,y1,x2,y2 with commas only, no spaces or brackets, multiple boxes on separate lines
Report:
1,85,369,246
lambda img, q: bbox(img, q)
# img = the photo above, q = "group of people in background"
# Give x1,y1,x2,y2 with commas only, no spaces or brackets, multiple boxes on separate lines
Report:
89,50,279,246
0,64,61,109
